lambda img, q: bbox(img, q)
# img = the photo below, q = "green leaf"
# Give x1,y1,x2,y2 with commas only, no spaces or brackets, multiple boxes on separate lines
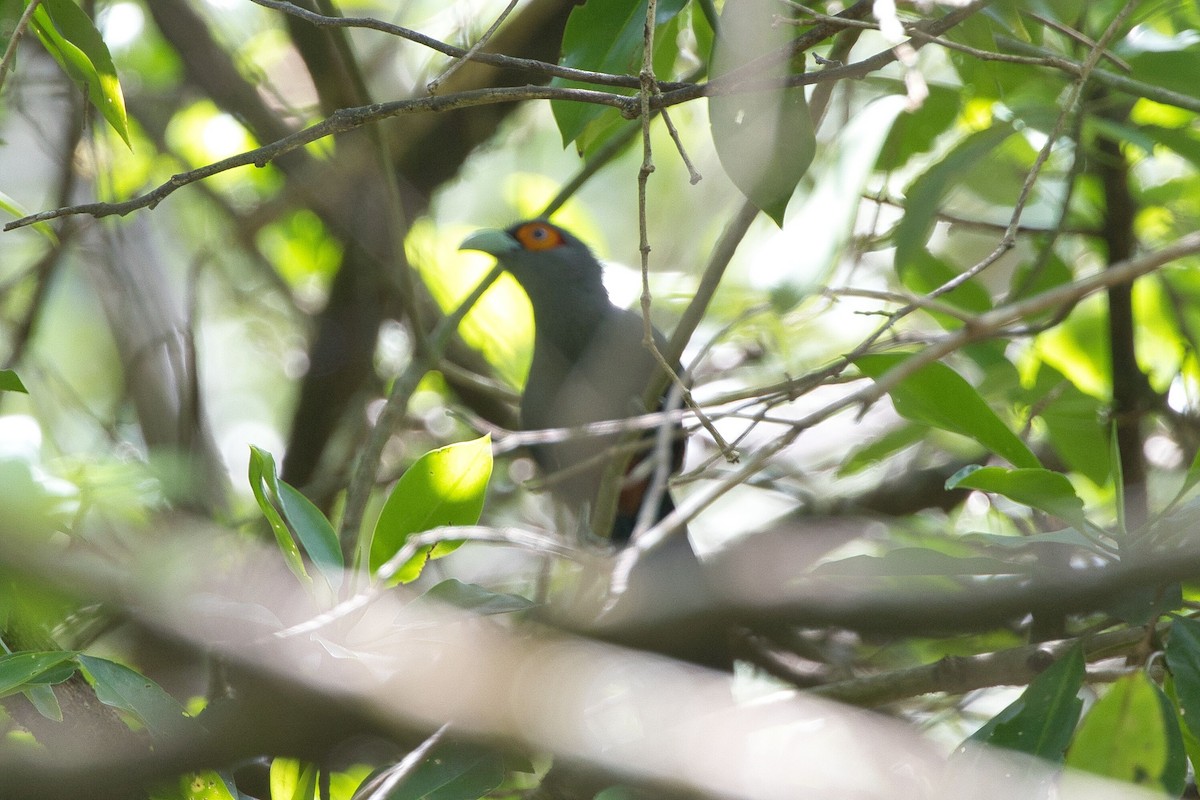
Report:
780,94,910,301
1166,616,1200,741
893,124,1014,268
277,481,343,590
0,190,59,245
947,466,1088,531
567,11,684,158
838,422,929,476
1141,124,1200,173
708,0,814,224
1173,446,1200,510
1127,45,1200,107
0,651,76,697
24,684,63,722
269,758,319,800
1155,682,1188,797
412,580,536,616
1008,250,1072,305
1166,670,1200,794
77,654,192,738
969,644,1084,761
550,0,688,148
248,445,311,587
161,771,240,800
382,741,505,800
875,83,960,172
1027,364,1111,486
369,436,493,584
815,548,1028,577
30,0,130,146
960,528,1104,554
855,353,1040,469
0,369,27,394
1065,672,1185,795
896,250,993,321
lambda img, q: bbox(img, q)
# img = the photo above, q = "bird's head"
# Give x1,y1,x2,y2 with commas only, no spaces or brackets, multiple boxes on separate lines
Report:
460,220,608,307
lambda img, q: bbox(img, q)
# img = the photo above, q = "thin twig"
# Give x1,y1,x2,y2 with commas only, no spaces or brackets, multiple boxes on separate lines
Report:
357,724,451,800
278,525,576,639
835,2,1135,380
926,1,1132,303
427,0,520,93
659,107,701,184
1023,10,1131,71
825,286,976,323
0,0,40,94
4,85,631,231
644,231,1200,551
248,0,647,90
341,263,505,572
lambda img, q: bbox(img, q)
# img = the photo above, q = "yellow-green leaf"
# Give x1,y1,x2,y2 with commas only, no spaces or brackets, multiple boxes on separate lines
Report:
1065,672,1185,795
248,445,311,587
30,0,130,146
0,190,59,245
947,465,1088,531
0,369,28,394
370,435,493,584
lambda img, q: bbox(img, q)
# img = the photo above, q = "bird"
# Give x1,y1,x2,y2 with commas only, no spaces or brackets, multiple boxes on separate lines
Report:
460,219,685,545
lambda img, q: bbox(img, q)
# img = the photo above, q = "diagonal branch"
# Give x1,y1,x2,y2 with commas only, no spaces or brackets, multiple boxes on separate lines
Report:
3,85,632,232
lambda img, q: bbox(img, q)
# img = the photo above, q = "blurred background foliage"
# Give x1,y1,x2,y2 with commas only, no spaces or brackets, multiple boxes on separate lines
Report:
4,0,1200,797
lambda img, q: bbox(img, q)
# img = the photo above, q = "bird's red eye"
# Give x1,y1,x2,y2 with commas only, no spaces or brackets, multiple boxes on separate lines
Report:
514,222,564,251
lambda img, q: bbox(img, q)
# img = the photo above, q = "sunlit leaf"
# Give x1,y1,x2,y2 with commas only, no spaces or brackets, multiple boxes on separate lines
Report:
270,758,319,800
550,0,688,149
856,353,1039,469
0,369,28,394
1065,672,1185,795
947,466,1088,530
0,190,59,245
30,0,130,146
370,436,493,584
409,220,533,389
248,446,311,587
158,771,240,800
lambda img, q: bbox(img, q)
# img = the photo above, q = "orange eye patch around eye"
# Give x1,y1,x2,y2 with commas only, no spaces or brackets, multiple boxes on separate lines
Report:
514,222,565,251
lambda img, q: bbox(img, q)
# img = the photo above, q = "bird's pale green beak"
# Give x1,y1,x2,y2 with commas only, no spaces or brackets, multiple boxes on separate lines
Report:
459,228,519,257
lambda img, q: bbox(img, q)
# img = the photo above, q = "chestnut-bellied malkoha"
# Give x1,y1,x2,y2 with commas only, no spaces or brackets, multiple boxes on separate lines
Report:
460,219,685,544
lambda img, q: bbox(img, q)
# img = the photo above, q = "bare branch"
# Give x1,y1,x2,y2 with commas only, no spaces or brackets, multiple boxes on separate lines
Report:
3,85,631,231
248,0,646,89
